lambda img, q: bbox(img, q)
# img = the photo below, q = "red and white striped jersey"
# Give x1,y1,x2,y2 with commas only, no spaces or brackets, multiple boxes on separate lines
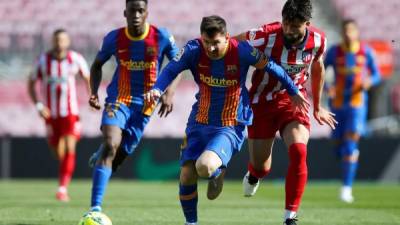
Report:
246,22,327,104
30,50,89,118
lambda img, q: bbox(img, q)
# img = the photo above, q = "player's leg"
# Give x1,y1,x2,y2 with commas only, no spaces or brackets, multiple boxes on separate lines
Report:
243,102,278,196
339,107,364,203
179,161,199,225
196,150,225,200
90,125,122,211
54,136,69,201
243,138,274,196
281,121,310,222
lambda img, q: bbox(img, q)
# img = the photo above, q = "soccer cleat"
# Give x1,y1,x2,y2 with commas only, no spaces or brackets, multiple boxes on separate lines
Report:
284,217,298,225
243,171,259,197
340,186,354,203
88,145,103,168
207,169,226,200
184,223,197,225
56,191,70,202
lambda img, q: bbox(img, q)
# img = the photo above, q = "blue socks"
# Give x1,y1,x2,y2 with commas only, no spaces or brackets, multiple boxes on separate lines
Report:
209,168,222,180
341,140,359,187
179,184,198,223
91,165,112,208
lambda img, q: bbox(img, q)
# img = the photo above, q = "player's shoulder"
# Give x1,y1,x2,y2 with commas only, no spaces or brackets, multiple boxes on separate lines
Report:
68,50,87,62
263,21,283,34
308,25,326,38
185,39,202,51
103,27,123,40
152,25,172,37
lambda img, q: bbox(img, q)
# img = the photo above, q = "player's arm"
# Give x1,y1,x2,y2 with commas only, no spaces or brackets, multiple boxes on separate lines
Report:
27,61,50,119
311,57,337,129
76,53,91,94
158,31,183,117
364,47,381,90
232,32,247,41
89,34,114,110
144,45,191,104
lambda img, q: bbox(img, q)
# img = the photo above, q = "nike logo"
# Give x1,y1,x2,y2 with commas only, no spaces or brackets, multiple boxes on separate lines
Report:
118,49,128,53
198,64,208,68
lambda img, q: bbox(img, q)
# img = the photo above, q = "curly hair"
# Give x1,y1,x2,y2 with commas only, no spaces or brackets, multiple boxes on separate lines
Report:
282,0,313,22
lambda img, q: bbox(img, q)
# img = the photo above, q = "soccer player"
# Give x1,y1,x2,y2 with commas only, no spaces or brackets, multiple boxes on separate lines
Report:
87,0,180,212
27,29,90,202
235,0,337,224
144,15,308,225
324,19,380,203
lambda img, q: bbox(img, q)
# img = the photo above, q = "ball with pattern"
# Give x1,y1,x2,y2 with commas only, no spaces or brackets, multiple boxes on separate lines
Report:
78,212,112,225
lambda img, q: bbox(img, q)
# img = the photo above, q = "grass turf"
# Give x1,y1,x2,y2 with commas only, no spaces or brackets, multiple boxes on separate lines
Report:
0,180,399,225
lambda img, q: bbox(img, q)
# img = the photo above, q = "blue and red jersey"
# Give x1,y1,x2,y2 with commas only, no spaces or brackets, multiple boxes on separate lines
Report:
153,38,298,126
96,23,179,115
325,42,380,109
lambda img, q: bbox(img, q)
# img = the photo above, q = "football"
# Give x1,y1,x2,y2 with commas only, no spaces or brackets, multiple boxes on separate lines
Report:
78,212,112,225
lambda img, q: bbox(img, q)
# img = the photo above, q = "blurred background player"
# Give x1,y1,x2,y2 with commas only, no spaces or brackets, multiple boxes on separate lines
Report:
87,0,180,213
235,0,337,224
324,19,381,203
144,15,308,225
27,28,90,202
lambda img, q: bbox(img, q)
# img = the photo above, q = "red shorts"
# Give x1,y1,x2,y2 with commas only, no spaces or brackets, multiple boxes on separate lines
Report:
248,91,310,139
45,115,81,146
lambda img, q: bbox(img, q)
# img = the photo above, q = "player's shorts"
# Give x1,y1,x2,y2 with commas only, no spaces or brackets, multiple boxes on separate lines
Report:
331,106,367,139
180,123,246,167
101,102,150,155
45,115,81,147
248,90,310,139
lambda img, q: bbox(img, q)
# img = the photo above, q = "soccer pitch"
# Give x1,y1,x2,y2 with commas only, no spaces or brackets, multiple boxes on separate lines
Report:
0,180,399,225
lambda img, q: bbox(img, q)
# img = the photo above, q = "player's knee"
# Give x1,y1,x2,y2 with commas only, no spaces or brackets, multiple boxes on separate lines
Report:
195,161,216,178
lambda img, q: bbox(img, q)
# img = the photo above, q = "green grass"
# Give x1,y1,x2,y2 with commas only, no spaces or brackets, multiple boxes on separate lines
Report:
0,180,399,225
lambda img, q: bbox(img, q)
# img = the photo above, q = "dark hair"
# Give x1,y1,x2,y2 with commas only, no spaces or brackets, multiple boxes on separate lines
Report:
282,0,313,22
200,15,227,37
342,18,357,28
126,0,147,4
53,28,67,36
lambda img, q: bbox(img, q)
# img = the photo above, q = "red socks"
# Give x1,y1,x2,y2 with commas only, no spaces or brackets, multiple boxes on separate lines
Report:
248,162,271,179
59,152,76,188
285,143,307,212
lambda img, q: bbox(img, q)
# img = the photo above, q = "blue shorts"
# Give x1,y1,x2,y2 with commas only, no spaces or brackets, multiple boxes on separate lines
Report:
331,106,367,139
180,123,246,167
101,103,150,154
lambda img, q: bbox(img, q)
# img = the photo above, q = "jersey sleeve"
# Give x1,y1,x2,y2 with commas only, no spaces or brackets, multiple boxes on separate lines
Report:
365,46,381,86
246,25,267,48
239,41,264,65
314,35,327,62
95,31,116,63
153,41,196,92
75,53,90,78
160,28,180,60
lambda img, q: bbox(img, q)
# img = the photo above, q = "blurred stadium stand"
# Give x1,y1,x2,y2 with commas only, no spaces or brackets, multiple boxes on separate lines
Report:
0,0,399,137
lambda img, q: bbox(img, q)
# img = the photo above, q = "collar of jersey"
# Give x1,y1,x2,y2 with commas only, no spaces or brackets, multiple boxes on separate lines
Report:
341,41,360,53
206,39,230,60
125,23,150,41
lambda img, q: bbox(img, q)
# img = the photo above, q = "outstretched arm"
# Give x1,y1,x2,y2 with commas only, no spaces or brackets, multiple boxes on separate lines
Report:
311,58,337,129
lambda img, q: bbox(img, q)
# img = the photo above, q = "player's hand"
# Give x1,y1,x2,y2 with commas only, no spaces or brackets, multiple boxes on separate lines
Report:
362,78,372,91
144,89,162,105
89,94,101,110
313,107,337,130
38,106,51,120
158,90,174,118
290,91,310,115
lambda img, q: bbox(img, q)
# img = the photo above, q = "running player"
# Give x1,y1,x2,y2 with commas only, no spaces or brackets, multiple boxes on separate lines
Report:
87,0,180,212
28,29,90,202
235,0,337,224
144,15,308,225
324,19,380,203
